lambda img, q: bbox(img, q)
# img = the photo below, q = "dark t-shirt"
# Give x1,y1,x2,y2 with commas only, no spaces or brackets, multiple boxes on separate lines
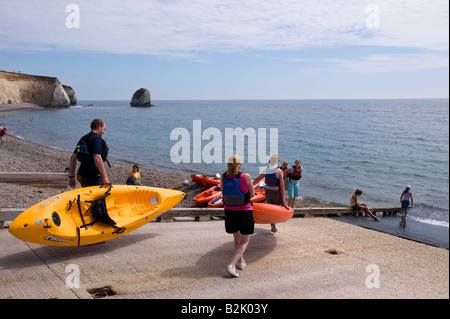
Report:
74,132,103,178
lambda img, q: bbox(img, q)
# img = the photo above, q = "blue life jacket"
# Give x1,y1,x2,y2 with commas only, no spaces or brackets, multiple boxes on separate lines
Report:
76,132,110,167
222,172,250,207
265,168,280,189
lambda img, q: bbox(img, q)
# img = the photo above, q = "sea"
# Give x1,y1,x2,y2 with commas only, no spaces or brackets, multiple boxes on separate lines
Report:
1,99,448,249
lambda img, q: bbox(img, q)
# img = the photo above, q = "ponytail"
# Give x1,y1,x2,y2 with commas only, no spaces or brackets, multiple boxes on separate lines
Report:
227,154,241,176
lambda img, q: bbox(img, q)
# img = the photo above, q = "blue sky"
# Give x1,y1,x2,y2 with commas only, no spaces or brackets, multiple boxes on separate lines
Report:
0,0,448,100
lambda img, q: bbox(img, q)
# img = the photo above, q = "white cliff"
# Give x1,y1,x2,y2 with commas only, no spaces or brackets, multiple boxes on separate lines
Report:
0,70,72,107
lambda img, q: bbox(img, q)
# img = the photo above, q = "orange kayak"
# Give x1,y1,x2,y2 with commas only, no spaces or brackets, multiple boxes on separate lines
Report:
190,174,221,187
208,196,224,208
193,185,222,207
201,176,221,187
191,174,204,184
251,184,266,203
252,203,294,224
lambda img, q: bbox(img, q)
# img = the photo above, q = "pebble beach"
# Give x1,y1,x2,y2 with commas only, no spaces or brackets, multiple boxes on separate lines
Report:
0,127,321,210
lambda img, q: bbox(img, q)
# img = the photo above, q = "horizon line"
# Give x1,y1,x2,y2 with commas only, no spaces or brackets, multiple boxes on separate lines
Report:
77,97,450,101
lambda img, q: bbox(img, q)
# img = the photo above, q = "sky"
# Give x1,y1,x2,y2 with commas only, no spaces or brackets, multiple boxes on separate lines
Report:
0,0,448,100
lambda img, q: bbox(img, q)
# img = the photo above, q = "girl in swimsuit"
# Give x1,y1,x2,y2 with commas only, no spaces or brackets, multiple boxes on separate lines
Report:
400,185,413,220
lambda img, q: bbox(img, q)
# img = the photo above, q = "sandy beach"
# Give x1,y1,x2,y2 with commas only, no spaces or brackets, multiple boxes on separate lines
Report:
0,119,448,299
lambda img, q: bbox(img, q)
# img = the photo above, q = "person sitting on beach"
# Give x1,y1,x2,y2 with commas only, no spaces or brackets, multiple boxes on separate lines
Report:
221,154,255,278
126,164,141,185
68,119,111,188
285,159,302,208
253,154,286,233
350,189,380,222
400,185,413,220
0,127,7,147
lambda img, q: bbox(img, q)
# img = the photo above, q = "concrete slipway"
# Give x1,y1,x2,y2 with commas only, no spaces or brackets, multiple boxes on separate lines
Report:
0,217,448,300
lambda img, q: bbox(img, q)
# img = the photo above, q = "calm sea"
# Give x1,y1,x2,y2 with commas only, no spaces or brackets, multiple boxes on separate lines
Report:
2,99,449,248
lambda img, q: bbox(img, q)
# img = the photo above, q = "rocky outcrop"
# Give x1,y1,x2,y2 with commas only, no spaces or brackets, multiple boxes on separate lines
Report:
63,85,77,106
130,88,153,107
0,70,72,107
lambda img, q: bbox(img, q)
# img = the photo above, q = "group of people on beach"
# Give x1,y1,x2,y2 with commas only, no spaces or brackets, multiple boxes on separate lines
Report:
253,154,303,233
67,118,414,279
66,119,305,278
350,186,413,223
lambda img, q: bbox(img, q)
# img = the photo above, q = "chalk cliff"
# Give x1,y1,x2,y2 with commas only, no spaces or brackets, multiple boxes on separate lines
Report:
0,70,73,107
63,85,77,106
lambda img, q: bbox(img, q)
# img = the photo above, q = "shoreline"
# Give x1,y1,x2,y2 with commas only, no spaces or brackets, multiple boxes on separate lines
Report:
0,103,345,209
0,103,43,114
0,134,323,210
1,134,448,250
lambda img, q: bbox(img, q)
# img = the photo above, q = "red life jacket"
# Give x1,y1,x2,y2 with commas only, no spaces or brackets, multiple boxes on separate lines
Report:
288,165,302,181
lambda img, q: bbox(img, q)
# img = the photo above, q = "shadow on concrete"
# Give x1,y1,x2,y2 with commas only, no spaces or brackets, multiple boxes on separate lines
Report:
160,228,277,279
1,232,159,269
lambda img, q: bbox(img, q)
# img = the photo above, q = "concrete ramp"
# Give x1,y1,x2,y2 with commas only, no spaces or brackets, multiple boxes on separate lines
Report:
1,218,448,299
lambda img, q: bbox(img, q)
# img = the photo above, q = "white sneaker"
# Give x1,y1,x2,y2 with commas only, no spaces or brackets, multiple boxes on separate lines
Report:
236,262,246,270
226,265,239,277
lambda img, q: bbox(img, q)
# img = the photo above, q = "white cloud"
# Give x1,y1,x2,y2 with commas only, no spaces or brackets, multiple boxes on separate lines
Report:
0,0,448,56
323,51,449,73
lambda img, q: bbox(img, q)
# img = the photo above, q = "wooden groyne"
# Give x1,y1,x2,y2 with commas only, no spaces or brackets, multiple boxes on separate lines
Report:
0,208,23,228
156,206,402,222
0,172,68,186
0,206,402,228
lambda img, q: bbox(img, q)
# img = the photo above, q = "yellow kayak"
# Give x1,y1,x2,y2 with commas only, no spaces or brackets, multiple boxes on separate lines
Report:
9,185,185,246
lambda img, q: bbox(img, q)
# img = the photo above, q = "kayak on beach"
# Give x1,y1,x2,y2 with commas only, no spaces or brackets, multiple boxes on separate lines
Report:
190,174,221,187
193,185,222,207
9,185,185,246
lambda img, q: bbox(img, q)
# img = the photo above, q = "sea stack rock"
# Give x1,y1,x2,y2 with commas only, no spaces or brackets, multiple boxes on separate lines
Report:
130,88,153,107
63,85,77,106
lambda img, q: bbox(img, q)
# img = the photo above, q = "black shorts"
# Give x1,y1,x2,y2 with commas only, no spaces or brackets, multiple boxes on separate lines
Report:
265,189,283,205
77,174,103,187
224,209,254,235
